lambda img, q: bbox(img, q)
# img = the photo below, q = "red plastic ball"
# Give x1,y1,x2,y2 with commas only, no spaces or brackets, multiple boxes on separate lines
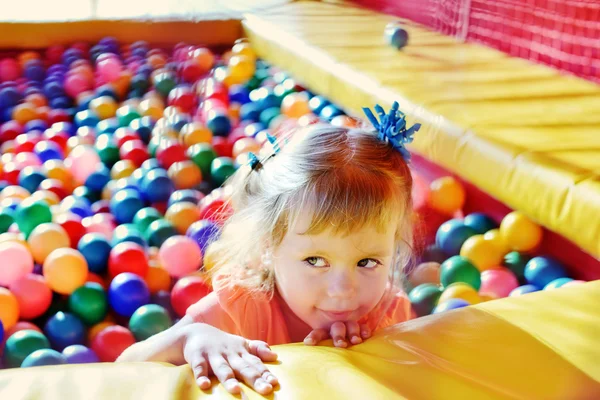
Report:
47,109,71,125
9,273,53,320
46,45,66,65
55,212,87,248
167,86,197,113
171,275,212,317
180,59,203,83
0,58,21,82
156,141,187,169
108,242,149,279
119,140,149,167
0,121,23,142
113,128,140,148
212,136,233,158
43,130,69,152
39,179,68,200
3,162,21,185
199,197,233,226
14,132,41,154
91,325,136,362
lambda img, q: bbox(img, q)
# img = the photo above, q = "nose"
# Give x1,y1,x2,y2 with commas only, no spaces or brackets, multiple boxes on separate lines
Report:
326,268,357,299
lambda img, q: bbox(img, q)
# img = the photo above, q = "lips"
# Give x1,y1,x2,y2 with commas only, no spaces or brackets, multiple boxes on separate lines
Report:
319,309,356,321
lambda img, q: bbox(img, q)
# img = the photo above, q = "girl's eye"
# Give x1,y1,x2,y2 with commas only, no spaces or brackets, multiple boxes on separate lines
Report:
304,257,327,268
357,258,381,269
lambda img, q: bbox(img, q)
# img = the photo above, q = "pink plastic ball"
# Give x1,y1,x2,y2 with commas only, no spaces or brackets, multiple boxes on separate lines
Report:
479,268,519,298
64,73,92,98
0,241,34,286
82,213,117,240
0,58,21,81
64,145,101,185
158,235,202,278
96,56,123,83
14,152,42,168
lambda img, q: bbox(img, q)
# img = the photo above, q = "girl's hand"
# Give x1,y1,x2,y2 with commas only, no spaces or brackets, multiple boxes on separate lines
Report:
181,323,279,395
303,321,371,348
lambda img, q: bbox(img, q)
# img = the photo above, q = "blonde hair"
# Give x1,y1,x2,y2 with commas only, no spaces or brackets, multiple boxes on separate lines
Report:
206,124,415,294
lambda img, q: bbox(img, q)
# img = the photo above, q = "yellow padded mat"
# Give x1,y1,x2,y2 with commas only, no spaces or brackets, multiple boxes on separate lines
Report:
242,1,600,259
1,281,599,399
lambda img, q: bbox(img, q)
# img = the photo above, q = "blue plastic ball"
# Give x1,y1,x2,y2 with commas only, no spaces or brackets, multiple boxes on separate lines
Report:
524,256,568,288
85,165,111,193
0,320,3,344
110,188,145,224
229,85,251,104
319,104,343,121
97,118,120,135
206,113,232,137
74,110,100,128
186,220,221,254
309,95,330,115
78,233,112,274
240,102,261,122
385,25,409,49
140,158,161,174
24,119,48,132
509,284,541,297
130,117,154,144
61,195,93,218
140,169,175,203
51,121,76,136
44,312,86,351
435,219,478,256
62,345,100,364
112,224,147,247
432,298,470,314
544,277,573,290
463,213,497,234
108,272,150,317
21,349,67,368
244,122,266,138
18,167,47,194
168,189,203,207
34,140,64,162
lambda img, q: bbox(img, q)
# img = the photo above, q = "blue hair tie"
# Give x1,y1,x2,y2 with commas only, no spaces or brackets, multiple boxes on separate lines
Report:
247,133,282,171
362,101,421,162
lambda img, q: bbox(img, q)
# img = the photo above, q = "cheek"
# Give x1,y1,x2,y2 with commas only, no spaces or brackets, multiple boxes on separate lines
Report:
274,263,319,301
361,269,390,305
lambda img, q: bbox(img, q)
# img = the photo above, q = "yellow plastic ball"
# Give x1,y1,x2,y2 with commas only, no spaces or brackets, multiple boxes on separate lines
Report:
228,55,256,84
111,160,136,180
439,282,481,305
180,122,213,148
281,93,311,119
428,176,466,215
483,229,511,255
232,42,257,61
139,97,165,120
460,234,506,271
168,161,203,190
499,211,543,252
89,96,118,120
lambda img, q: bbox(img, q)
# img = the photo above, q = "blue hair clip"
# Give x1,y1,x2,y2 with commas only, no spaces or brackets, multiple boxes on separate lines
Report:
265,133,280,154
247,152,261,170
362,101,421,161
247,134,282,171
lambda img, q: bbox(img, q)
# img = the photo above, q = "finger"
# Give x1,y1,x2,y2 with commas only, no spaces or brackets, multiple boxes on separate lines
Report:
243,353,278,386
330,322,347,348
303,329,328,345
190,354,211,389
228,354,273,395
360,324,371,339
208,354,240,394
247,340,278,362
345,321,362,345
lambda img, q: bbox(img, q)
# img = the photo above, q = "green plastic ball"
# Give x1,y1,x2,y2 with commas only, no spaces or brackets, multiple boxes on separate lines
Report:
408,284,442,317
503,252,530,282
210,157,236,187
154,72,177,97
259,107,281,127
68,283,108,326
0,207,15,234
133,207,163,234
95,134,120,167
129,304,173,341
14,198,52,238
440,256,481,290
145,219,177,247
188,143,217,178
3,330,51,368
116,105,142,127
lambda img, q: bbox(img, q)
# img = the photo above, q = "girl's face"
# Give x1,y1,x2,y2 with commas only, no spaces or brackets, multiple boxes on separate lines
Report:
272,211,397,330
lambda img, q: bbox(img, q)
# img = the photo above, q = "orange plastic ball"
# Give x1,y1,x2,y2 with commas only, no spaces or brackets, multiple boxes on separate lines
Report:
499,211,543,252
0,186,30,202
331,115,360,128
191,48,215,73
148,54,167,69
0,287,19,331
408,262,441,287
18,51,40,67
145,265,172,294
30,190,61,206
25,93,48,108
428,176,466,215
139,97,165,119
43,248,88,295
281,93,311,119
168,161,203,190
12,103,37,125
27,223,71,264
180,122,213,148
232,137,261,159
165,201,202,234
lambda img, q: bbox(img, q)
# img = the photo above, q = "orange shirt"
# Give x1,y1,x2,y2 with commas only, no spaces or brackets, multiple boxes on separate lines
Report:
186,278,414,345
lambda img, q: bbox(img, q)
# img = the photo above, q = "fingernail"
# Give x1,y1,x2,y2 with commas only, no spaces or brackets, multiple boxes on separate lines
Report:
304,338,315,345
352,335,362,343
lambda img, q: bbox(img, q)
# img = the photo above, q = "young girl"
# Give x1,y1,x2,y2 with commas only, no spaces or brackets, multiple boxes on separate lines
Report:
118,102,420,396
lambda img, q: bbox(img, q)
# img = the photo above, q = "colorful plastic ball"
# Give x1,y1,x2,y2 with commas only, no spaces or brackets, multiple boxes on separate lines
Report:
499,211,543,252
186,219,221,255
54,212,87,248
153,72,177,97
158,235,202,278
109,188,144,224
128,304,173,341
432,298,470,314
108,241,149,278
139,169,174,203
62,344,100,364
9,273,52,320
65,145,102,185
3,330,51,368
479,268,519,298
509,284,541,297
420,244,447,264
544,277,574,290
427,177,466,215
21,348,68,367
14,197,52,238
524,256,567,288
384,24,409,49
463,213,497,234
435,219,477,256
0,241,34,286
0,287,20,330
145,219,177,248
91,325,136,362
188,143,217,178
87,320,115,343
155,140,187,170
281,92,311,118
96,56,123,83
18,167,46,194
171,275,211,317
43,248,88,295
206,112,232,137
439,282,481,305
482,228,511,256
133,207,163,234
210,157,236,187
165,201,202,234
502,251,530,282
27,222,71,264
68,282,108,326
76,233,111,274
408,262,441,287
459,234,506,271
112,224,147,248
440,255,481,290
108,272,150,317
168,160,202,190
43,311,86,351
408,283,442,317
0,209,16,235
